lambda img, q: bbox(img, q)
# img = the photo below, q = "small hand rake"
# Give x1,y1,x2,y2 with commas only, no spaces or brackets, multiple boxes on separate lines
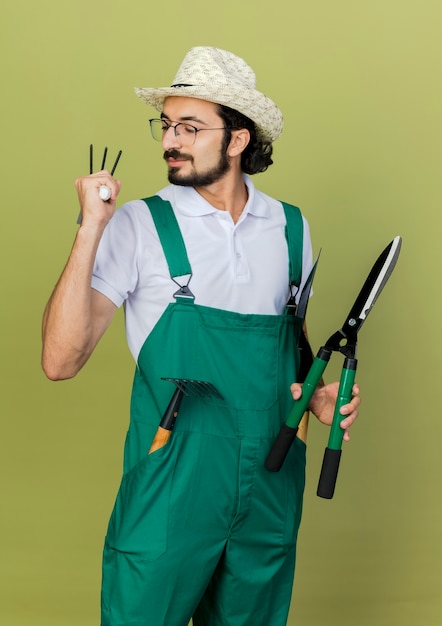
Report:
76,144,123,224
148,378,224,454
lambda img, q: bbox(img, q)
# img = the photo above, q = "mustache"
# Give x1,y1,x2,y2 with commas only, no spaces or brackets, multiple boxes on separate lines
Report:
163,150,193,162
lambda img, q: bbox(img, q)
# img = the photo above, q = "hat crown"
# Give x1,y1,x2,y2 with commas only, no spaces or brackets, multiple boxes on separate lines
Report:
171,47,257,91
134,46,283,141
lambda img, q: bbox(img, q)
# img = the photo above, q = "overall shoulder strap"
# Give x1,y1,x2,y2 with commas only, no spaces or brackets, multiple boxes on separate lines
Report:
143,195,303,294
141,195,192,278
280,201,304,288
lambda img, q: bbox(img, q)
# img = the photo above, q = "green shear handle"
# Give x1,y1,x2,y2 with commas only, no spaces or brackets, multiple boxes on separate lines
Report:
317,358,357,499
264,350,356,493
265,351,329,472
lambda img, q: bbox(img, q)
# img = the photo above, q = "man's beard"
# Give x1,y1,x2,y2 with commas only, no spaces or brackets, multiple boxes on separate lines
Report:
164,148,231,187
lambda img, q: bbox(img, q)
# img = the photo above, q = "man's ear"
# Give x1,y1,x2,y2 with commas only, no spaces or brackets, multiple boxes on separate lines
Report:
227,129,251,157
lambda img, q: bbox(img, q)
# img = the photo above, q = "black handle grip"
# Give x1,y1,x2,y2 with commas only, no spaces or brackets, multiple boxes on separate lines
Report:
265,424,298,472
317,447,342,499
159,388,184,431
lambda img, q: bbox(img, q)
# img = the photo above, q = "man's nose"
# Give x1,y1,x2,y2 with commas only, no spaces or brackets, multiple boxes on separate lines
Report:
162,126,181,150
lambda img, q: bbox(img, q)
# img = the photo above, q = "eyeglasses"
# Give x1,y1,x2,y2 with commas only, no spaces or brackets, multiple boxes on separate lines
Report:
149,118,228,145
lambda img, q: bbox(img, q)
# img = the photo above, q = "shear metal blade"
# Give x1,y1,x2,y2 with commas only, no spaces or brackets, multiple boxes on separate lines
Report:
295,251,321,322
343,236,402,333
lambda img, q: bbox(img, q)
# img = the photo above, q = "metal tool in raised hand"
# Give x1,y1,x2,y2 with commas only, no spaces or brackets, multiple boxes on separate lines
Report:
148,378,224,454
265,236,402,500
76,144,123,224
264,253,320,471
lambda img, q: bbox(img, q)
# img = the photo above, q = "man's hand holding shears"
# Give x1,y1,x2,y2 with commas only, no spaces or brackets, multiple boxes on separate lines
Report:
291,379,361,442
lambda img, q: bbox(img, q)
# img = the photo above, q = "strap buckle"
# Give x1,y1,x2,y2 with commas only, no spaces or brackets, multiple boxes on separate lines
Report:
172,274,195,300
286,282,299,313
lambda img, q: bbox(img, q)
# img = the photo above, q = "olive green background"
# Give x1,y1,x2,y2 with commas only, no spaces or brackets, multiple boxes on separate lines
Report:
1,0,440,624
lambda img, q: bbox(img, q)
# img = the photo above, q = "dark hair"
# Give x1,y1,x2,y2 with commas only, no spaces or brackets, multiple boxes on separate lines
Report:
217,104,274,175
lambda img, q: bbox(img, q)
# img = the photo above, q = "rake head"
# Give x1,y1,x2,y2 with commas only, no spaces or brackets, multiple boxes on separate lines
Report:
161,378,224,400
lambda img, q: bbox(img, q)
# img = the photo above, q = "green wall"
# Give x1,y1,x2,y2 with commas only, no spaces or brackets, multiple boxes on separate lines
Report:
1,0,440,624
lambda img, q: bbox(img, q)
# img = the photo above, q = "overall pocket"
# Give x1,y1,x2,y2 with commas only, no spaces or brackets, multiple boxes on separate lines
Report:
196,314,281,412
105,444,176,562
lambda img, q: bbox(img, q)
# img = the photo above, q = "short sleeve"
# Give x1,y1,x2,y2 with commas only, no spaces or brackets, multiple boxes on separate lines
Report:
91,203,141,307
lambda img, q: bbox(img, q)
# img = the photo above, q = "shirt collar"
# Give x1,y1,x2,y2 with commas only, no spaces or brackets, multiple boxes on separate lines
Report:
168,176,271,219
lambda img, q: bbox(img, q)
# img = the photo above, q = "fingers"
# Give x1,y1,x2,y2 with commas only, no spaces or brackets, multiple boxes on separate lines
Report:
290,381,361,440
290,382,303,400
95,170,121,202
74,170,121,226
75,170,121,200
339,383,361,439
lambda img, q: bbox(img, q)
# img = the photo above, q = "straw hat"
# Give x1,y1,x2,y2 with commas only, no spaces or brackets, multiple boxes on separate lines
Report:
135,47,283,142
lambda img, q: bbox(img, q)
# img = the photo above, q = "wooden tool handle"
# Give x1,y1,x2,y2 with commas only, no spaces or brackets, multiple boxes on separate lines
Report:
148,426,172,454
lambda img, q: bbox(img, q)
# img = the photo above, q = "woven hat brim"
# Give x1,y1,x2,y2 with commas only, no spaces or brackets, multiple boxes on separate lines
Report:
134,85,283,142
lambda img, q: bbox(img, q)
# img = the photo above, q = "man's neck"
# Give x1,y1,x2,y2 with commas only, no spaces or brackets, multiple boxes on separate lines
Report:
194,172,249,224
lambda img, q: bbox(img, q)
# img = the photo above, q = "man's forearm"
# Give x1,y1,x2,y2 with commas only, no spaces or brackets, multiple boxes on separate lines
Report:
41,223,106,380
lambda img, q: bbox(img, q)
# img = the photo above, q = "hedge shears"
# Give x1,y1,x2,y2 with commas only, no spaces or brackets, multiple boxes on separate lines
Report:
265,236,402,499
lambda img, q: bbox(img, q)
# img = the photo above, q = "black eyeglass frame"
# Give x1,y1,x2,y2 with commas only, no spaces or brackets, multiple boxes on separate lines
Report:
149,118,232,144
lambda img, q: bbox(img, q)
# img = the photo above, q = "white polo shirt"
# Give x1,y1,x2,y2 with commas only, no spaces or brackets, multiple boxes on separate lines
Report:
92,176,313,361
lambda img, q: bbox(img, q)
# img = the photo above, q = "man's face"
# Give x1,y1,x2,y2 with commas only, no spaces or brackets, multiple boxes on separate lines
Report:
161,97,231,187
